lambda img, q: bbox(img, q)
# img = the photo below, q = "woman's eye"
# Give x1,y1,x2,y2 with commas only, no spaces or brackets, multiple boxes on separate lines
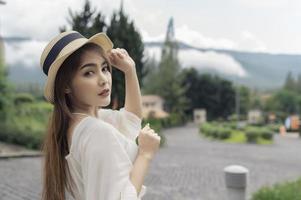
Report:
103,65,110,72
84,71,94,76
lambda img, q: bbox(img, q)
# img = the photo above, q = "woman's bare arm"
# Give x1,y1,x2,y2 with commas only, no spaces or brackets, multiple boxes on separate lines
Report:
124,68,143,119
129,152,152,196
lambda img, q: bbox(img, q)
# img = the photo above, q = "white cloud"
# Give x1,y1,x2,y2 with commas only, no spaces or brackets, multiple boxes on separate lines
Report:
175,25,237,50
140,30,165,42
1,0,83,40
4,40,47,69
144,47,248,77
179,49,248,77
239,30,267,52
142,26,268,53
235,0,294,8
1,0,137,40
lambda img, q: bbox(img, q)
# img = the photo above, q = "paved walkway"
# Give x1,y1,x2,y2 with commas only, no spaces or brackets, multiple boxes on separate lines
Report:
1,123,301,200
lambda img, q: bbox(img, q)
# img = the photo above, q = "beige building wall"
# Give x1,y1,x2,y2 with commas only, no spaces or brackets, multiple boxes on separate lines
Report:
141,95,169,119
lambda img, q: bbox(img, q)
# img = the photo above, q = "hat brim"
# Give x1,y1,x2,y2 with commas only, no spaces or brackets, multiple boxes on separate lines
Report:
44,32,113,104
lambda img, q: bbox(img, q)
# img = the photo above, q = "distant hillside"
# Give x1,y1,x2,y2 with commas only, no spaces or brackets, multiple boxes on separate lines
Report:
4,38,301,90
145,41,301,90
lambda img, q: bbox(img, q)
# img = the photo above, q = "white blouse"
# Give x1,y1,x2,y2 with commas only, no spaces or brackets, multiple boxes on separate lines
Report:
65,107,147,200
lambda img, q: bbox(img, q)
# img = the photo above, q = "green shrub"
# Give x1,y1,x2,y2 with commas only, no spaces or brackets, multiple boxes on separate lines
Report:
200,122,274,144
0,122,43,149
218,128,231,139
261,129,274,140
252,178,301,200
13,93,35,105
266,123,281,133
200,123,231,140
245,128,260,143
0,101,52,150
168,112,185,127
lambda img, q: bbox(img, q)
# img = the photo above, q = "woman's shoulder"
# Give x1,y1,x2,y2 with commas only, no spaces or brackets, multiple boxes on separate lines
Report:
97,107,142,124
72,117,117,147
76,116,115,135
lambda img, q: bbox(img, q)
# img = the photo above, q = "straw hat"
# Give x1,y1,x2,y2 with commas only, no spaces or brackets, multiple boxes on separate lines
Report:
40,30,113,104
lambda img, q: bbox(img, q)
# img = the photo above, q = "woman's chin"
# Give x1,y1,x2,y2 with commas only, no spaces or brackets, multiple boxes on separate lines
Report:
98,98,111,107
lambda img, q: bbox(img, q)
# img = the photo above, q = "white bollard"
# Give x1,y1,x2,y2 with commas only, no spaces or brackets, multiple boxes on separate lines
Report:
224,165,249,200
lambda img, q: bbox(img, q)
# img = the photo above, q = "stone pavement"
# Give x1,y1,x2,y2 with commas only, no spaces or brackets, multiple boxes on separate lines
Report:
1,123,301,200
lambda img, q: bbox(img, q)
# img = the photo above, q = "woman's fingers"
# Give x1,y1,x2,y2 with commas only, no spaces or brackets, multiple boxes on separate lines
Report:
109,48,126,60
116,51,124,59
120,48,128,56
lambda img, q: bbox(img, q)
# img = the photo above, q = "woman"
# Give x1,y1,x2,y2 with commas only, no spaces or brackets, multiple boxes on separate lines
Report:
40,31,161,200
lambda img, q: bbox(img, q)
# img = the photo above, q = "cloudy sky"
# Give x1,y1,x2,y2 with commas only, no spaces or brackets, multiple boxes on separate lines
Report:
2,0,301,53
1,0,300,78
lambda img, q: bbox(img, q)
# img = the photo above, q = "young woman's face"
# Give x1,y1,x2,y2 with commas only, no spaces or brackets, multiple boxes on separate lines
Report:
68,50,112,109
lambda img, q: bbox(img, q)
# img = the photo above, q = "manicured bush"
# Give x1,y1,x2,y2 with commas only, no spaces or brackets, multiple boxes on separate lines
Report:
261,129,274,140
200,122,274,144
13,93,35,105
200,123,231,140
266,123,281,133
252,178,301,200
0,101,52,150
245,128,260,143
218,127,231,139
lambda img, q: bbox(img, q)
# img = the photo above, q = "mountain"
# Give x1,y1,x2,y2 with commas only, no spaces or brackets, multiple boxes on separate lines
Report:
4,38,301,91
145,41,301,90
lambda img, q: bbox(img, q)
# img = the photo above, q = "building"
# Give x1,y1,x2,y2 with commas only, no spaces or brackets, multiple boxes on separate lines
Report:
141,95,169,119
193,109,207,124
248,109,263,124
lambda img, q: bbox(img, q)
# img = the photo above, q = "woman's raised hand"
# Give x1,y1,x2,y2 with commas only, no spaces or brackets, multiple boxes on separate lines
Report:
107,48,136,75
137,123,161,160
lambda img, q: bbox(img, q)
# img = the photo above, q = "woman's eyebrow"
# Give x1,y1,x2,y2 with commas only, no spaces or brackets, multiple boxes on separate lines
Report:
80,61,107,70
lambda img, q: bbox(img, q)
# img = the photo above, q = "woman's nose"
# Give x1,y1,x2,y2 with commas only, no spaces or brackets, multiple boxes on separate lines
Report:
97,71,108,85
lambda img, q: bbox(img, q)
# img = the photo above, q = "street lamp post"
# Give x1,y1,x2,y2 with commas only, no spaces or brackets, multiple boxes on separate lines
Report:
235,74,240,128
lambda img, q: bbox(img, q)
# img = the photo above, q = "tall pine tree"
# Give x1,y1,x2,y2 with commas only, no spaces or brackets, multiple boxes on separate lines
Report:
144,17,188,116
0,35,14,123
284,71,296,92
106,1,146,109
60,0,106,36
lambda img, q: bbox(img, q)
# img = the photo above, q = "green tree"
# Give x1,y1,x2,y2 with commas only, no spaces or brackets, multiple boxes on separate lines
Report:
296,73,301,94
59,0,106,37
143,17,189,118
0,36,14,123
238,86,251,116
267,89,299,115
106,2,146,109
182,68,235,120
283,71,296,92
141,54,159,95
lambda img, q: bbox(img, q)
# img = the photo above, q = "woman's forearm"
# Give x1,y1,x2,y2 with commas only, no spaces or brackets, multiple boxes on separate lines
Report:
129,153,152,196
124,68,143,119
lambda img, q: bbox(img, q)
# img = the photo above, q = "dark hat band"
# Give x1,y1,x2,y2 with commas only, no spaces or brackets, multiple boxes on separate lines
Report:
42,32,85,75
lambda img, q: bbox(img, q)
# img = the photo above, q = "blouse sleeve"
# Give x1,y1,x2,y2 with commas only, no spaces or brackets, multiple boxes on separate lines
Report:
98,107,142,141
79,120,146,200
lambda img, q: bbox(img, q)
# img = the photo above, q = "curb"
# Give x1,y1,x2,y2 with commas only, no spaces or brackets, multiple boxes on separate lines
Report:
0,151,43,159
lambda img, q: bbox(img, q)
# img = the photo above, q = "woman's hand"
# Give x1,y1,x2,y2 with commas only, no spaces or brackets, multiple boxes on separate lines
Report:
107,48,136,75
137,123,161,160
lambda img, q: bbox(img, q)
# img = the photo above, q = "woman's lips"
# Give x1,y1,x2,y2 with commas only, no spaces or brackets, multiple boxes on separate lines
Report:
98,89,110,97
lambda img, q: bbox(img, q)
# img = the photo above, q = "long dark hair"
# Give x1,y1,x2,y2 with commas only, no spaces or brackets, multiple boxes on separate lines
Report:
41,42,112,200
